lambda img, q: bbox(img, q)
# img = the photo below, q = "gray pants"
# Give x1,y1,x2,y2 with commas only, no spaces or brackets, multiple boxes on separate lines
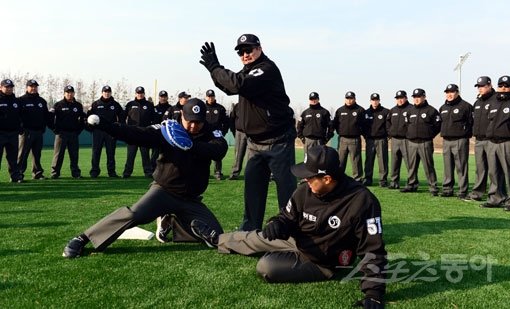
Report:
51,131,81,178
241,130,297,231
90,130,117,177
0,131,22,182
123,144,152,177
407,140,438,193
338,136,363,182
85,184,223,251
230,130,247,177
390,138,409,187
442,138,469,195
303,137,324,157
470,139,489,200
364,138,388,185
486,141,509,205
18,129,44,179
218,231,333,282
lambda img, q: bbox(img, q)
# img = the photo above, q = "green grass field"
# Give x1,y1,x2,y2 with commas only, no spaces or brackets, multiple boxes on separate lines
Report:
1,146,509,308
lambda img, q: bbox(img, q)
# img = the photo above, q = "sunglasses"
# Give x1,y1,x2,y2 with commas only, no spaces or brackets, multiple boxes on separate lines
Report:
498,84,510,88
237,47,255,56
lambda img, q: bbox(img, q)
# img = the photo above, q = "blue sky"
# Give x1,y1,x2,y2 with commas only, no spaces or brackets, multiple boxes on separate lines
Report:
3,0,509,112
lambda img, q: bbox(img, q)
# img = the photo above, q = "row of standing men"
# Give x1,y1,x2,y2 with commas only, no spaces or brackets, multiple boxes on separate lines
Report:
297,75,510,210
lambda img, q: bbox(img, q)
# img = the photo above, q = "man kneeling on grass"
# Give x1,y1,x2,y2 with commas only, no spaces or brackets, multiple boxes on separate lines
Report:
191,145,387,308
62,98,227,258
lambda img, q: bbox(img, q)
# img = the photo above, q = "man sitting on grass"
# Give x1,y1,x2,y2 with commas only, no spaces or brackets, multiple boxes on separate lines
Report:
191,145,387,308
62,98,227,258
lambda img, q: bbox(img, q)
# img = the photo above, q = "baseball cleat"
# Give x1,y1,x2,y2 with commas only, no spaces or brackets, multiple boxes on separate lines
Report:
190,219,218,248
156,215,172,243
62,237,86,258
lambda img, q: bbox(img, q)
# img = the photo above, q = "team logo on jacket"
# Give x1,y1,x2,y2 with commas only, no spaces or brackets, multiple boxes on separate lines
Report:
378,115,383,119
352,112,357,116
338,250,353,266
214,110,218,114
143,106,147,110
13,103,18,108
485,104,490,110
212,130,223,138
328,216,341,229
421,113,426,118
110,106,115,110
73,108,77,112
316,113,321,118
453,108,459,114
38,103,43,108
248,68,264,77
403,112,407,116
504,108,510,114
286,200,292,213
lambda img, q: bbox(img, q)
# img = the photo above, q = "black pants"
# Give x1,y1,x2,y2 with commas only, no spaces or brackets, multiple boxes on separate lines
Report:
18,129,45,179
90,130,117,177
84,184,223,251
230,130,247,177
0,131,22,182
123,144,152,177
51,131,81,178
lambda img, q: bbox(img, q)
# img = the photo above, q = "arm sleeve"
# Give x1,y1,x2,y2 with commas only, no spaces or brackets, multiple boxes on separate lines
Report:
332,110,340,135
432,109,442,136
103,123,163,148
188,135,228,162
296,112,305,139
220,107,230,136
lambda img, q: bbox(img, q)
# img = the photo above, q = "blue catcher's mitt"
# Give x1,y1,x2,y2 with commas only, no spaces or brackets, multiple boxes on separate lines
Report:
160,120,193,150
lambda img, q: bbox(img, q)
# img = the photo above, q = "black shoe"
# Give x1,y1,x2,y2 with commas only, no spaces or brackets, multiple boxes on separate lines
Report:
90,174,98,179
458,194,470,201
33,174,45,180
190,219,219,248
215,173,223,180
109,174,119,178
400,187,417,193
504,205,510,211
431,191,439,196
469,194,482,201
379,182,388,188
62,237,87,258
480,202,502,208
440,192,453,197
122,174,131,179
50,175,59,179
362,179,372,186
73,175,82,179
388,183,399,189
228,175,239,180
156,215,172,243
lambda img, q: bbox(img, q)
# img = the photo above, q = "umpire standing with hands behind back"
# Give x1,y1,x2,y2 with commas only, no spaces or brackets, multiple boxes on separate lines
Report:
0,79,23,183
204,89,230,180
199,34,297,231
87,85,123,178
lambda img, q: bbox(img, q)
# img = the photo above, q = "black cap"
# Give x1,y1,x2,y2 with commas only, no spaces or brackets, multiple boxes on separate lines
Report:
309,92,319,100
345,91,355,99
206,89,215,97
1,79,14,87
26,79,39,87
370,93,380,100
474,76,491,87
290,145,341,179
102,85,112,92
64,85,74,92
394,90,407,98
178,91,191,99
411,88,426,97
159,90,168,97
234,34,261,50
444,84,459,92
182,98,206,122
135,86,145,94
497,76,510,86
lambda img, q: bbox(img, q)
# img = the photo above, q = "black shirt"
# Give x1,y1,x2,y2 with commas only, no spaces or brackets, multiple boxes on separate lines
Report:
88,96,123,124
124,98,155,126
386,101,413,138
404,101,441,141
439,96,473,139
18,92,49,132
486,92,510,142
296,103,333,140
205,101,229,136
332,103,365,137
473,89,497,140
363,104,389,139
0,91,21,132
154,102,171,123
49,98,85,133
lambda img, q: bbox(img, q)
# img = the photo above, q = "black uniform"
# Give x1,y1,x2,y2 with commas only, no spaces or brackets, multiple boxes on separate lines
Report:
470,89,497,200
205,101,230,178
210,53,297,231
17,92,50,180
163,103,184,121
296,103,333,154
78,121,228,251
332,103,365,181
386,101,413,188
122,98,155,178
403,101,441,194
439,96,473,197
151,101,172,170
49,98,85,178
218,175,387,301
0,91,22,182
363,104,389,186
87,96,123,177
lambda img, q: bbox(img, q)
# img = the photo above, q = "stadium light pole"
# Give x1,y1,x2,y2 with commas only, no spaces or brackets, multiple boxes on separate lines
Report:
453,52,471,94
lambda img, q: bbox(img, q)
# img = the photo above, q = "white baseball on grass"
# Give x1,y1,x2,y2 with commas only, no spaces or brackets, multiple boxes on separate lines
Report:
87,114,100,125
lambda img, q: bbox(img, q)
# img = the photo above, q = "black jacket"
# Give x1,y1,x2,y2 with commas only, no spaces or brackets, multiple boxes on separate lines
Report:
296,103,333,140
363,104,389,139
104,122,228,198
486,92,510,142
18,93,50,132
404,101,441,141
473,89,497,140
210,53,294,141
272,175,386,300
88,96,123,123
0,91,21,132
205,101,229,136
163,103,184,121
332,103,365,137
154,102,171,123
439,96,473,139
386,101,412,138
229,103,241,134
124,98,154,126
49,98,85,133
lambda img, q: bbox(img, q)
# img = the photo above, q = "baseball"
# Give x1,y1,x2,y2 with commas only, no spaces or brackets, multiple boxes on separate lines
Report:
87,114,100,125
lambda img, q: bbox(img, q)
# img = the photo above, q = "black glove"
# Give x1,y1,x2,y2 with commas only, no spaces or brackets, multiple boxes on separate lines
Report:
352,298,384,309
262,220,286,241
199,42,221,72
